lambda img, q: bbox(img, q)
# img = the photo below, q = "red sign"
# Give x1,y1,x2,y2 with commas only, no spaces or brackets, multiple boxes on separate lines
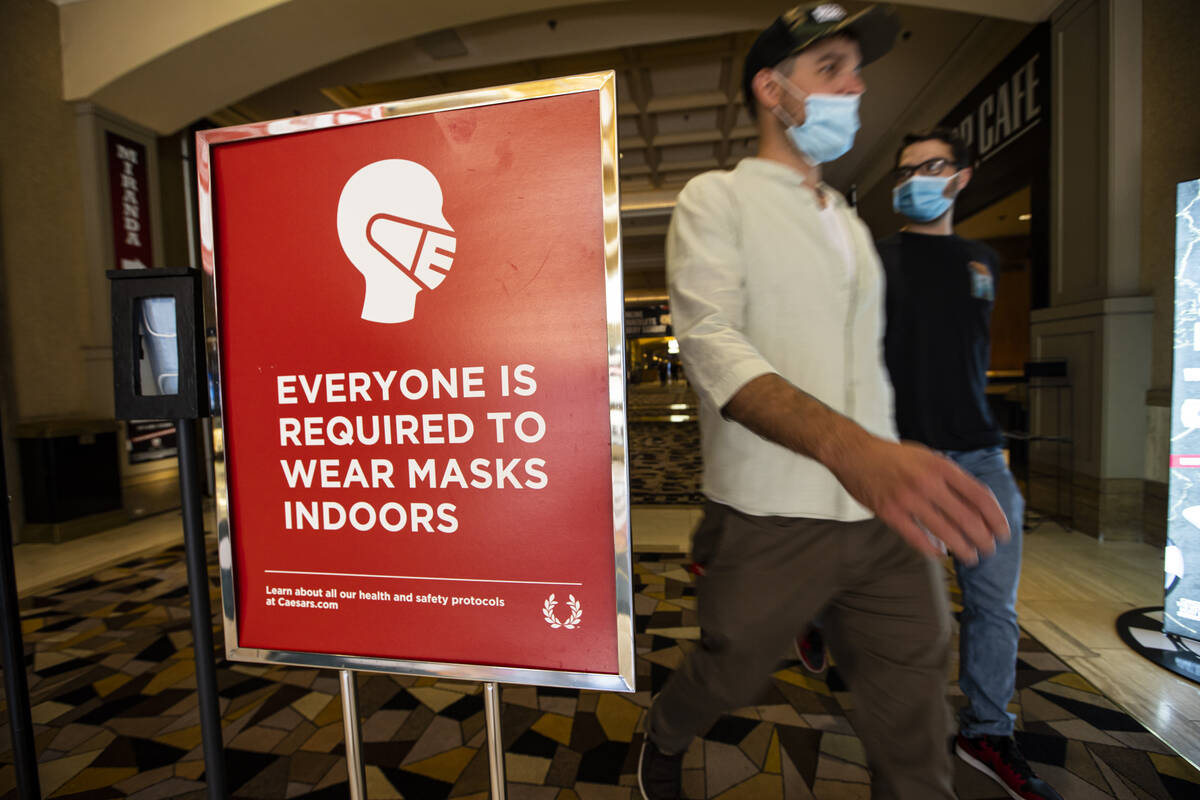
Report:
199,74,632,689
107,132,153,269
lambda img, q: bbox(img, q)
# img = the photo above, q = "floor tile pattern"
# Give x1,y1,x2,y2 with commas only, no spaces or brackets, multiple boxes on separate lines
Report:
2,545,1199,798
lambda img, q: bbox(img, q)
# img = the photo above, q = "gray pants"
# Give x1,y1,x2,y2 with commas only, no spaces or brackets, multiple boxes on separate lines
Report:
646,501,954,800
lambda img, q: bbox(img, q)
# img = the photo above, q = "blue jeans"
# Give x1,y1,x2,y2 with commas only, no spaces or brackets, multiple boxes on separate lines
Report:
945,446,1024,738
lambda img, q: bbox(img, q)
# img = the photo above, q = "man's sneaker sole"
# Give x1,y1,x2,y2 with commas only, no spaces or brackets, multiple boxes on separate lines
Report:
955,740,1026,800
637,740,650,800
637,739,675,800
793,637,826,673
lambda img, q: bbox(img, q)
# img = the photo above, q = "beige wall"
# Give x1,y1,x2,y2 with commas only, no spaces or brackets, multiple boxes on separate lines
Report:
1037,0,1152,491
0,0,90,422
0,1,193,537
1143,0,1200,393
1,0,92,537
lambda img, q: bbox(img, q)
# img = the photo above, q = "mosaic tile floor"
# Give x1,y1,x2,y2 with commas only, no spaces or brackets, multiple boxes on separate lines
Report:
4,542,1200,799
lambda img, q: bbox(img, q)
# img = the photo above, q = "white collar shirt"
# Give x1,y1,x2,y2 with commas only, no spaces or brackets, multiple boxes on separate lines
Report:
666,158,898,520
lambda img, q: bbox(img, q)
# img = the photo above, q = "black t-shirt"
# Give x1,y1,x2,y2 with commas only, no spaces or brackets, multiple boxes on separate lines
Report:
876,232,1003,451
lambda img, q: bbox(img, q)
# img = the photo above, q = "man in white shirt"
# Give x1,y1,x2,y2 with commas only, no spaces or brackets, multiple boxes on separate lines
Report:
637,5,1009,800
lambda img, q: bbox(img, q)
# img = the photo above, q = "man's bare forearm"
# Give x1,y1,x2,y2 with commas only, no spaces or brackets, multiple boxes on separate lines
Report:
722,372,1009,562
722,373,872,473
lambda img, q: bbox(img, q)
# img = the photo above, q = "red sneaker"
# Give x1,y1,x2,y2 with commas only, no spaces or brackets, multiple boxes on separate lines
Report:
794,627,827,673
955,734,1064,800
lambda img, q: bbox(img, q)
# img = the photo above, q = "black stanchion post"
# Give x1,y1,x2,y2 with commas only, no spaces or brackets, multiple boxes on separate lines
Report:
0,406,41,799
107,268,225,798
177,417,227,798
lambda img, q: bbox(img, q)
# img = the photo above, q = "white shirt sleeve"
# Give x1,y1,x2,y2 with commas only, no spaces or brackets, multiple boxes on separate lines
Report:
666,175,777,411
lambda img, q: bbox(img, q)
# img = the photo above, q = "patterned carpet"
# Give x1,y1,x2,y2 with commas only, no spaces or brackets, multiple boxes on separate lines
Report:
627,381,704,506
4,540,1200,799
629,422,703,505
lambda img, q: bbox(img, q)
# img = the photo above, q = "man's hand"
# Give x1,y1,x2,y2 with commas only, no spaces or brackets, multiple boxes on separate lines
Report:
825,435,1009,564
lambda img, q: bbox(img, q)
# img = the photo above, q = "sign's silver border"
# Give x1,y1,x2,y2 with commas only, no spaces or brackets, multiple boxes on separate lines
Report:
196,72,634,692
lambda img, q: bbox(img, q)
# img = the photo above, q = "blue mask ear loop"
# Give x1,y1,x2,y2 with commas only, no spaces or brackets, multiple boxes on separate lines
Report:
934,171,965,216
769,71,814,165
776,70,851,170
943,170,963,199
771,70,808,110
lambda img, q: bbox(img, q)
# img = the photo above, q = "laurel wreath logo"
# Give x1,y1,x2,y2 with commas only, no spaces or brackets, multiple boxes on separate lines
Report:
542,593,583,630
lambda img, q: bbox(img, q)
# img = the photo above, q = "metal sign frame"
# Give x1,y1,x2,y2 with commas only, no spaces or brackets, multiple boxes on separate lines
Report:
196,71,634,692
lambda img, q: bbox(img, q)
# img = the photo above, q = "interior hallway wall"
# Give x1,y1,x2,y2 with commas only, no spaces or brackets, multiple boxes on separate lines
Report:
1139,0,1200,545
0,0,90,422
1028,0,1153,540
1143,0,1200,394
0,0,95,538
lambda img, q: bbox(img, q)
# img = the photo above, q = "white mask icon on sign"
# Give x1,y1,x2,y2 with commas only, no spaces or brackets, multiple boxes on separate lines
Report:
337,159,456,324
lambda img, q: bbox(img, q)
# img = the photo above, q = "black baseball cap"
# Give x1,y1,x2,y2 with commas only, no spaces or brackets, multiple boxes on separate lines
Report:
742,3,900,114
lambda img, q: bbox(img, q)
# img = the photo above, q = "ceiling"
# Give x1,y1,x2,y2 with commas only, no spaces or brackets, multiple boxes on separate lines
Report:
52,0,1060,124
206,2,1028,198
193,3,1033,293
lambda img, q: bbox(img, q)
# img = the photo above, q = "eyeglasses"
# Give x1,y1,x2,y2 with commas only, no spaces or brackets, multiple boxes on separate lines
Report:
893,157,957,182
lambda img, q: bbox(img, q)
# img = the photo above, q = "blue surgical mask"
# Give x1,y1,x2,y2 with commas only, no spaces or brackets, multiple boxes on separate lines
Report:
772,74,861,165
892,174,959,222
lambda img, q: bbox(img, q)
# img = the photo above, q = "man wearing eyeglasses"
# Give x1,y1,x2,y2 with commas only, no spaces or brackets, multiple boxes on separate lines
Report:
878,128,1063,800
638,6,1011,800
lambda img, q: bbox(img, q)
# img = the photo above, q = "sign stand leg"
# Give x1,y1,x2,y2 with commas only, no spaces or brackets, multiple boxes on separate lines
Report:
484,682,507,799
340,669,368,799
177,418,227,799
0,406,40,800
